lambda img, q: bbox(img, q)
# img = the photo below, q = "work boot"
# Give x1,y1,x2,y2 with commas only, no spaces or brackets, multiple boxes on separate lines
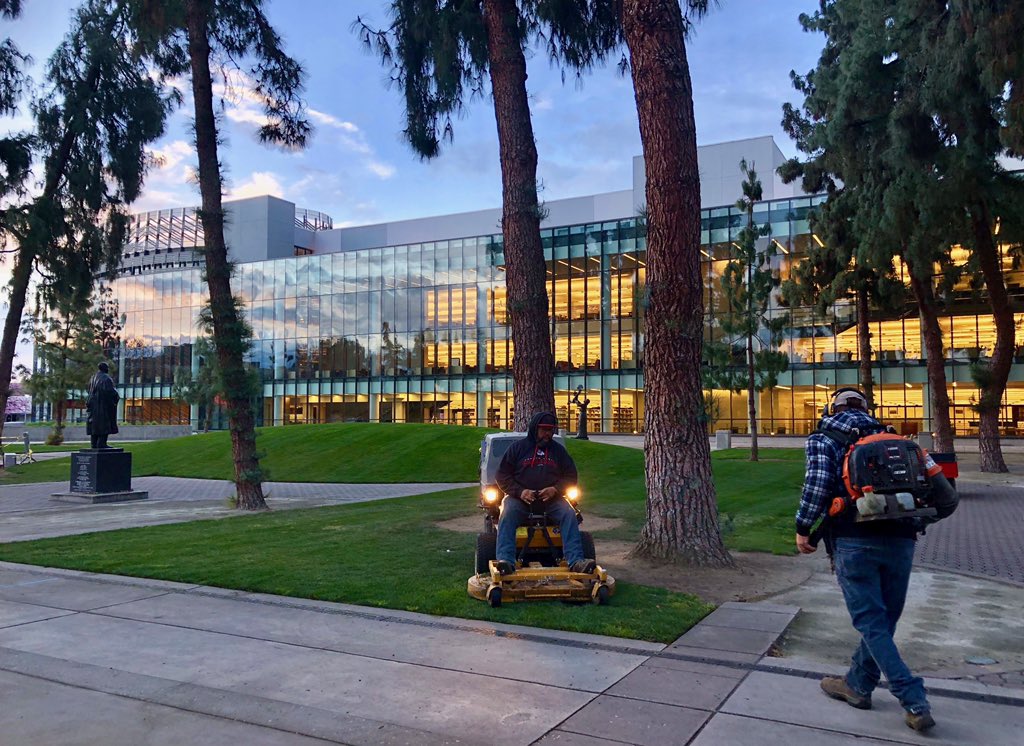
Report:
570,558,597,574
820,677,871,709
495,560,515,576
904,710,935,732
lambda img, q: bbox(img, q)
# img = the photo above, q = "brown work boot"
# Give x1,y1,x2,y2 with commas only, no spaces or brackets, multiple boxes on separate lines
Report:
905,710,935,732
820,677,871,709
570,558,597,574
495,560,515,576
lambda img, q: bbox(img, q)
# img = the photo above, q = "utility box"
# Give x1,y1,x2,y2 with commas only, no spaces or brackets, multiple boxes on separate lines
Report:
715,430,732,450
917,432,934,450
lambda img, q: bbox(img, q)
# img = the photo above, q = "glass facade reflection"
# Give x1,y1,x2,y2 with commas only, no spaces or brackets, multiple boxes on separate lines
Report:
92,189,1024,438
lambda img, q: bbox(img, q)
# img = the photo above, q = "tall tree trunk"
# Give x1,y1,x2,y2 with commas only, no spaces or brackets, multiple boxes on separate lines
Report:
622,0,732,566
482,0,554,430
971,201,1012,472
907,265,955,453
185,0,266,509
746,330,758,461
855,285,874,409
0,244,33,446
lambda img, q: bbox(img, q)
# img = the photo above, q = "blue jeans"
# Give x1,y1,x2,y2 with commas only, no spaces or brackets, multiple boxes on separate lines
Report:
833,535,929,714
496,496,585,566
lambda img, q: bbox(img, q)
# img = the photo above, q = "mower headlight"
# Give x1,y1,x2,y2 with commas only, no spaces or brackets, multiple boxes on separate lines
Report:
565,486,580,502
483,487,499,503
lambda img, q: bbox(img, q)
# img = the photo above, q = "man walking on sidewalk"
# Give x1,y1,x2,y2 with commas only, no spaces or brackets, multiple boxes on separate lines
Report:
795,388,935,732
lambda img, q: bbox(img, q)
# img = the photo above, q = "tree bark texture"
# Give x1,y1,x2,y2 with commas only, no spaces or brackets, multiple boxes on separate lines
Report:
482,0,554,430
971,201,1011,472
185,0,267,508
622,0,732,567
746,328,758,461
907,266,955,453
855,286,874,410
0,244,33,446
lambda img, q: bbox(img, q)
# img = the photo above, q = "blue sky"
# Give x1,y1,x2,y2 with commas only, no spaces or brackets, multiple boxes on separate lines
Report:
2,0,825,370
6,0,824,224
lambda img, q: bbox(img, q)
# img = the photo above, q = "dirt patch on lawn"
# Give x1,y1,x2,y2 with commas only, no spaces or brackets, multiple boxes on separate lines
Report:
598,540,812,605
436,516,811,605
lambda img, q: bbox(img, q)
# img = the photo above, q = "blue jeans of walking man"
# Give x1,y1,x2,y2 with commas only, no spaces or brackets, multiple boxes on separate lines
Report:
834,535,929,714
496,495,584,567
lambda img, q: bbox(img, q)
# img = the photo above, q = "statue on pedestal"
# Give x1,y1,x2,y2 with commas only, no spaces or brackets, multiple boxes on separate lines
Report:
86,361,119,449
570,385,590,440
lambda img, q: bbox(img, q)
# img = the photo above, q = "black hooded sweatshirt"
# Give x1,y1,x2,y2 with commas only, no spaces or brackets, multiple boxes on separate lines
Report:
496,412,578,503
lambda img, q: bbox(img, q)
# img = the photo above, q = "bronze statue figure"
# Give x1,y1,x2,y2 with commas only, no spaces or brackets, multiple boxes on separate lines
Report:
86,361,119,449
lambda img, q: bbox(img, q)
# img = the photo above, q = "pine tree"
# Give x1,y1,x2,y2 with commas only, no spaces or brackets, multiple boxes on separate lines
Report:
717,160,788,461
779,0,956,451
0,0,168,444
19,287,122,442
172,336,218,433
356,1,619,430
133,0,311,508
621,0,731,566
0,0,31,206
900,0,1024,470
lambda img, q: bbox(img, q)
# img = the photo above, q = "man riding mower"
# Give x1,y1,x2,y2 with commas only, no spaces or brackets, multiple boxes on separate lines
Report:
467,413,614,607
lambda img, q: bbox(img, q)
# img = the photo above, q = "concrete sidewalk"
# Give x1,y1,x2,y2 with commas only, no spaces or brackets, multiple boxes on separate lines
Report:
1,562,1020,745
0,477,475,542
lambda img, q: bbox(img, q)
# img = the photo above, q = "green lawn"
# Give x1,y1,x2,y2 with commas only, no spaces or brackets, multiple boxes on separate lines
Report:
0,489,712,641
0,425,806,641
0,423,490,484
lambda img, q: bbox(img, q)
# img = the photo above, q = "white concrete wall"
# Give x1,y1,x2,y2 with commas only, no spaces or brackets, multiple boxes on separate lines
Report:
225,196,296,264
225,136,805,262
632,135,799,213
322,190,635,254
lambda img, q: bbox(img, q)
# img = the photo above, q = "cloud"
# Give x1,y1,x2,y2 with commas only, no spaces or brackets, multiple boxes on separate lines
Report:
132,140,198,212
148,140,194,172
305,105,396,179
308,108,359,133
366,160,396,179
225,171,285,200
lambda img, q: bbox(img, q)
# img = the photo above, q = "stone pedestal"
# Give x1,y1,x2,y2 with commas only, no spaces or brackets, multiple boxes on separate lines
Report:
51,448,148,504
715,430,732,450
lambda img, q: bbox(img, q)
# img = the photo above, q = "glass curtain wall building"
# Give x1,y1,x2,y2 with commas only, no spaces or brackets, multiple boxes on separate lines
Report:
69,136,1024,437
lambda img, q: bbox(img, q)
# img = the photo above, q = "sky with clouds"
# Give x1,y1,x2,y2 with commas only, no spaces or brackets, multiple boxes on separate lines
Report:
1,0,825,370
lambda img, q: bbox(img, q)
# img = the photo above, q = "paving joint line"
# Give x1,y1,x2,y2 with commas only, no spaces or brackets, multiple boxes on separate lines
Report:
915,561,1024,588
85,605,626,695
179,584,663,656
0,646,427,746
758,660,1024,707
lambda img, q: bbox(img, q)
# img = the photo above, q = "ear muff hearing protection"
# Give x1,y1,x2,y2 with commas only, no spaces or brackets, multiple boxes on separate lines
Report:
822,387,868,417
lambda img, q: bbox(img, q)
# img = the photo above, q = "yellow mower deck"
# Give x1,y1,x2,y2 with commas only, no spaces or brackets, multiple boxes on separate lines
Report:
467,561,615,607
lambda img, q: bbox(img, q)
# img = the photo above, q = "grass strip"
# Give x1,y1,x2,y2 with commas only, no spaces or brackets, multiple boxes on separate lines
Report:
0,427,807,640
0,488,712,642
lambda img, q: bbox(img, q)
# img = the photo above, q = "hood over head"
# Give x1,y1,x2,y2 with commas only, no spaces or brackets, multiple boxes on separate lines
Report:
526,411,558,442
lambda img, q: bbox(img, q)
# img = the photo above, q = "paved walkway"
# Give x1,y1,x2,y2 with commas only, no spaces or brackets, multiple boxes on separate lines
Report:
2,458,1023,741
0,478,474,542
917,482,1024,585
0,563,1020,745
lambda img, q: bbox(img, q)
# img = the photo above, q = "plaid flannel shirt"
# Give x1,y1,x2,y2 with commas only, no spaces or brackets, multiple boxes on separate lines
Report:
795,408,883,536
